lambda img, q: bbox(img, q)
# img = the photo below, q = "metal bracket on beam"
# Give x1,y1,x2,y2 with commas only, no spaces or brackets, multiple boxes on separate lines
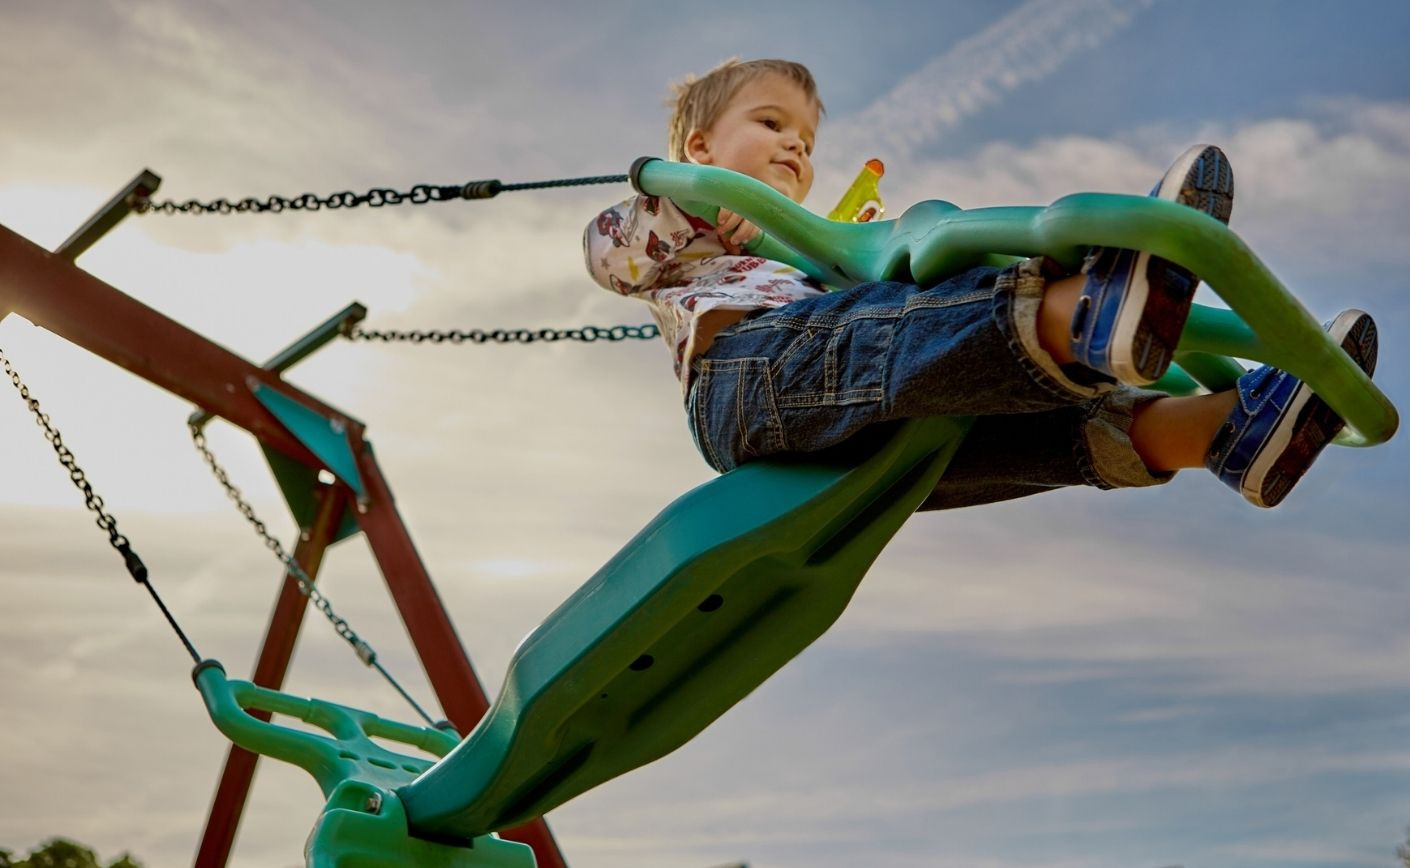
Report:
186,303,372,533
249,382,367,503
54,169,162,262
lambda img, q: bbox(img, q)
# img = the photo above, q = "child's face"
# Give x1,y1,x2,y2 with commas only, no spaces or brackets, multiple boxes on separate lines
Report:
685,74,819,203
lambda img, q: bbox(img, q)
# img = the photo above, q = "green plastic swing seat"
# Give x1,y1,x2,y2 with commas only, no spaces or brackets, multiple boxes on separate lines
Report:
399,415,971,841
193,158,1396,866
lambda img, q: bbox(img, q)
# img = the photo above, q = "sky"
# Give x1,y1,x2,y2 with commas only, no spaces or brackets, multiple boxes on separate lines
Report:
1,1,1408,866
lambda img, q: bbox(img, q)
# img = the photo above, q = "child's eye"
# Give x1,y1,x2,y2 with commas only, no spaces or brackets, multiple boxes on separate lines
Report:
760,118,780,131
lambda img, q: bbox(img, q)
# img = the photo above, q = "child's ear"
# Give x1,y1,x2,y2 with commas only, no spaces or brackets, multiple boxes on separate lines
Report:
684,128,713,165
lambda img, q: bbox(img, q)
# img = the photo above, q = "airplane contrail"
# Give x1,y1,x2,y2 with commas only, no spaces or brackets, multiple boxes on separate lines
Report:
826,0,1156,171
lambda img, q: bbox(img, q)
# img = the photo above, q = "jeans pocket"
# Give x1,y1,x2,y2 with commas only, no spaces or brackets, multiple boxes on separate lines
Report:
825,315,893,404
691,356,784,472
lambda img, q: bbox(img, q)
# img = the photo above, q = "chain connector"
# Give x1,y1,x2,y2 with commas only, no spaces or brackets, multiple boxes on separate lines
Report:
460,180,502,199
354,640,377,667
117,542,149,584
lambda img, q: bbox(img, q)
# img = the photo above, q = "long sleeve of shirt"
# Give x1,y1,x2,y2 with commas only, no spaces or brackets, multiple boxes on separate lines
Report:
584,194,825,393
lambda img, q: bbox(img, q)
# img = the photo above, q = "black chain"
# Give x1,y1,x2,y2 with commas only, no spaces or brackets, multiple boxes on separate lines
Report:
0,344,439,723
348,323,659,345
188,424,439,727
1,345,202,663
135,174,629,216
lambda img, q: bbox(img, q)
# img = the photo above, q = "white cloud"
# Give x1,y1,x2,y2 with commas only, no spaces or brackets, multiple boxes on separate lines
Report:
824,0,1156,175
834,512,1410,696
864,99,1410,297
666,747,1410,829
1219,841,1387,867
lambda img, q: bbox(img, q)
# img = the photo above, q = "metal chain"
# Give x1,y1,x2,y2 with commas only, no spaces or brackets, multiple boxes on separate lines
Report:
2,348,132,557
348,323,659,345
0,345,438,724
187,424,438,726
1,345,202,662
135,173,629,216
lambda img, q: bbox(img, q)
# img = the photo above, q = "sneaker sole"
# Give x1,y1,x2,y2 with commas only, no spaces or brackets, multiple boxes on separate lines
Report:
1153,144,1235,226
1108,250,1195,384
1110,146,1234,384
1243,310,1379,507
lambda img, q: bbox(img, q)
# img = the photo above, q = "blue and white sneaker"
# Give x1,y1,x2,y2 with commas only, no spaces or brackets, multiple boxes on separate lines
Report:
1070,144,1235,385
1206,309,1378,508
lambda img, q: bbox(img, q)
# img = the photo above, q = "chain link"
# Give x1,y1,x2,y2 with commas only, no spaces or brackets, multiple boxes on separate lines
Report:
188,426,367,657
348,323,659,345
135,174,628,216
186,424,439,726
3,347,137,563
2,345,433,723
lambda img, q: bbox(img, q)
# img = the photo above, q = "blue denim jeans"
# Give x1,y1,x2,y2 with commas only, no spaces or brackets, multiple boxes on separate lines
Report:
685,257,1172,511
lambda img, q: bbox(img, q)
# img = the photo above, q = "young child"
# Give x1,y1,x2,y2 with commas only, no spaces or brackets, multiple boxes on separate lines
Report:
584,58,1378,510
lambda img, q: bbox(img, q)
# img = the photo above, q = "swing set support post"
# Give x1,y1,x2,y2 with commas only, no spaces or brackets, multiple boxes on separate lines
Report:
347,435,569,867
195,479,347,868
0,218,567,868
347,430,490,727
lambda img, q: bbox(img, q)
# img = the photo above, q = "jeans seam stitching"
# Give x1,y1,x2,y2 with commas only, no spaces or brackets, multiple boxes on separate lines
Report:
693,365,726,471
902,289,994,312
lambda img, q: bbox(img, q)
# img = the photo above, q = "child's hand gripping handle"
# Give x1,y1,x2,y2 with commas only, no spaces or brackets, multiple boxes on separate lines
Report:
630,156,858,287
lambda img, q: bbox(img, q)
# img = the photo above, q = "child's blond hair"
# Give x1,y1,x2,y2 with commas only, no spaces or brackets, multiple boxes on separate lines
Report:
667,58,824,162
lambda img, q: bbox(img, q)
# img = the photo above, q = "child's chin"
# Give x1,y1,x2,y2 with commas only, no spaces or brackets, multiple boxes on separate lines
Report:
766,182,804,202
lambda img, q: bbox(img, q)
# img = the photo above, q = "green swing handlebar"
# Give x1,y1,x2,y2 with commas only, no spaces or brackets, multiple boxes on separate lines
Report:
630,158,1398,447
192,659,460,797
192,661,538,867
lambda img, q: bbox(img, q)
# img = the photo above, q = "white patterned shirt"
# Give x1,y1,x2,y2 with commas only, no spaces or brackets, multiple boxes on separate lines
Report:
584,194,825,395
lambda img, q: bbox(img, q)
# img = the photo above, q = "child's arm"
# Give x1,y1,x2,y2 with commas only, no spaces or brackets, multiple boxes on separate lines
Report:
583,195,712,297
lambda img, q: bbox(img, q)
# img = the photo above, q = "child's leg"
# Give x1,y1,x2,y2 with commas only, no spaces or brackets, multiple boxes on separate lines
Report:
1129,390,1238,471
948,310,1378,509
917,397,1163,511
1206,309,1377,507
1119,309,1377,503
1069,145,1234,385
1035,272,1085,366
687,262,1112,473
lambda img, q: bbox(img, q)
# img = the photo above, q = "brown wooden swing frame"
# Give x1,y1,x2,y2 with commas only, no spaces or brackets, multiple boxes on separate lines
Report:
0,170,566,868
